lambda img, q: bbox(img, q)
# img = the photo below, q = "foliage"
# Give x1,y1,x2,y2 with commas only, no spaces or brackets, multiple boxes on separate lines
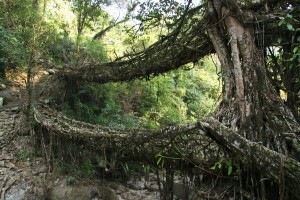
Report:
0,26,23,78
66,176,77,185
70,0,111,36
83,39,108,61
0,1,29,78
0,0,110,81
278,12,300,65
0,0,219,130
210,158,239,177
54,149,96,184
155,152,183,167
64,82,140,128
17,149,34,161
266,8,300,120
135,0,190,31
64,57,220,128
0,0,60,77
1,0,219,187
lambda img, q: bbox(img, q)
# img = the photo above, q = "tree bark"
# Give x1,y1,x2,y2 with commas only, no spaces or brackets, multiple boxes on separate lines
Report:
206,0,300,198
203,117,300,200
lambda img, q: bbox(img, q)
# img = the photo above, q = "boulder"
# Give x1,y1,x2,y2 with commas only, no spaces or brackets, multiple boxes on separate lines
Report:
48,178,118,200
4,181,45,200
0,90,17,105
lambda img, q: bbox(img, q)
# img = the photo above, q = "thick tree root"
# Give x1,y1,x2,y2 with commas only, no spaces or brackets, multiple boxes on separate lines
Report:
33,104,300,199
203,117,300,199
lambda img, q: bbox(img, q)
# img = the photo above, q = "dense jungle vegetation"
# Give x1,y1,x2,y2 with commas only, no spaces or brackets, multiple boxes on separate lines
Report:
1,0,300,199
0,0,219,128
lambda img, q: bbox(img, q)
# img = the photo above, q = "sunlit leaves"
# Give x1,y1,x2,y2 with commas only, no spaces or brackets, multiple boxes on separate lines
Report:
0,26,23,68
70,0,110,35
287,23,295,31
135,0,189,31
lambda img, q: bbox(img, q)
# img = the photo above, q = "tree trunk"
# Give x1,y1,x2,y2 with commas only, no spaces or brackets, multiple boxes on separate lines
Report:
0,62,6,79
207,0,299,198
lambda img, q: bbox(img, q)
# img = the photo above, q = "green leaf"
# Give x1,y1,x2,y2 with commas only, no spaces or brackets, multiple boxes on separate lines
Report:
277,37,282,44
289,54,297,61
228,165,233,175
287,23,295,31
278,19,285,26
293,47,299,54
156,156,162,165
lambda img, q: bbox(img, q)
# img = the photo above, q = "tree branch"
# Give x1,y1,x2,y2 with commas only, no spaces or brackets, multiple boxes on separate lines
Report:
57,17,213,83
93,19,128,40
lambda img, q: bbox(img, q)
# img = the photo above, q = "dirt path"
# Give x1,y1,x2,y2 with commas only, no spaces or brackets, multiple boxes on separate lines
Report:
0,99,48,199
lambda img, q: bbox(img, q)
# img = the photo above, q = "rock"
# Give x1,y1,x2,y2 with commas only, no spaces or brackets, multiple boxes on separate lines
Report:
147,173,157,181
48,178,118,200
38,165,47,174
0,130,4,136
5,162,16,169
4,181,45,200
32,165,47,175
0,97,3,107
11,106,19,111
0,90,16,105
47,69,57,75
127,177,146,190
3,155,14,160
173,183,190,200
0,83,7,89
0,168,6,175
146,181,159,192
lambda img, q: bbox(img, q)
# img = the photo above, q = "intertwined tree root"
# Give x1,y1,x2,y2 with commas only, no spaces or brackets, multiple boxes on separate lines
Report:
33,103,300,199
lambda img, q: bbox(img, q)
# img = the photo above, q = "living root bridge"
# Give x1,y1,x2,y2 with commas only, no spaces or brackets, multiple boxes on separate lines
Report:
34,104,300,199
33,104,215,164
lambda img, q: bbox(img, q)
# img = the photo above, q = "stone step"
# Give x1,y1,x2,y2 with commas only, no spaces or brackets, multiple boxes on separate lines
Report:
0,101,22,110
0,121,14,125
